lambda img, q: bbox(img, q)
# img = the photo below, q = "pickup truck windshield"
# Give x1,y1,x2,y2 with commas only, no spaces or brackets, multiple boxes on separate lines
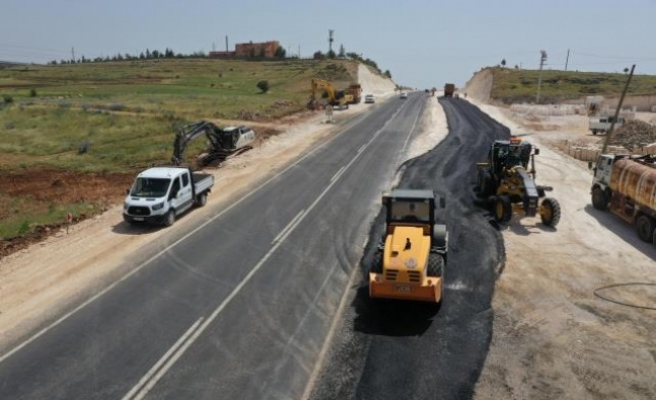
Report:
130,178,171,197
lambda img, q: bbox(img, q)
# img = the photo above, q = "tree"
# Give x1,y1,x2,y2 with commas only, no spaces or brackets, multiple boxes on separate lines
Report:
327,49,336,59
313,50,324,60
145,48,151,59
501,59,506,67
165,48,174,58
257,80,269,93
29,89,37,97
152,50,160,58
139,52,145,59
384,70,392,79
274,45,286,58
338,44,345,58
624,67,629,74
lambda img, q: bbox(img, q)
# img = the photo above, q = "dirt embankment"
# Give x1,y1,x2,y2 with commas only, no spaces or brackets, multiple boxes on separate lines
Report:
464,68,493,103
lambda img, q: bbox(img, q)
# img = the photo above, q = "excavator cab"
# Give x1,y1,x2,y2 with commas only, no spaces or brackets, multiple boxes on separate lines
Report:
369,189,448,303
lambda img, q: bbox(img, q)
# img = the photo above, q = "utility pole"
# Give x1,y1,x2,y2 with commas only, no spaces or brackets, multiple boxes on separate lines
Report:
328,29,334,54
225,35,229,52
536,50,547,104
601,64,635,154
565,49,570,71
71,47,75,63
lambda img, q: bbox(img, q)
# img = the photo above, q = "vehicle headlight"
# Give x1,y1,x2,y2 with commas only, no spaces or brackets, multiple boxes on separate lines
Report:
152,203,164,211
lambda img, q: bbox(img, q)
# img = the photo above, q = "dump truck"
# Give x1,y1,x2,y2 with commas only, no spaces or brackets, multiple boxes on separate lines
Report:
347,83,362,104
590,154,656,244
443,83,455,97
123,167,214,226
369,189,448,303
476,136,561,227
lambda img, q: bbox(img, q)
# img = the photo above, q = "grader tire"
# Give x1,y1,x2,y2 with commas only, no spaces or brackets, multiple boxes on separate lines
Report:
540,197,561,227
494,195,512,225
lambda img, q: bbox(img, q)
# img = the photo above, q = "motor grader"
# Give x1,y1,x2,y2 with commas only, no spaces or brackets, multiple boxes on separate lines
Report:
369,189,448,303
476,136,561,227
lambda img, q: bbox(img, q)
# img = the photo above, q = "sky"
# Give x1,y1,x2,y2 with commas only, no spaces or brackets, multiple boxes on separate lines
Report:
2,0,656,88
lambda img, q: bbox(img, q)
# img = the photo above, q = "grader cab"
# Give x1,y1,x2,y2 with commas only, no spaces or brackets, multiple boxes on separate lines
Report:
476,137,561,226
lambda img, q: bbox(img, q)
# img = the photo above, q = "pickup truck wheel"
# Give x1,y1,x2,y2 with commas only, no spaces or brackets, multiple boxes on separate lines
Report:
636,215,655,242
164,210,176,227
196,192,207,207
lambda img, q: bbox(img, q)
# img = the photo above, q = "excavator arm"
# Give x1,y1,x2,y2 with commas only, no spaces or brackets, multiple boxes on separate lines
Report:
171,121,227,166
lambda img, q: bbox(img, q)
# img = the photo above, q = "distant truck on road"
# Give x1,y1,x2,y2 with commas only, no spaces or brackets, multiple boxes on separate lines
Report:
443,83,455,97
590,154,656,244
589,115,625,135
123,167,214,226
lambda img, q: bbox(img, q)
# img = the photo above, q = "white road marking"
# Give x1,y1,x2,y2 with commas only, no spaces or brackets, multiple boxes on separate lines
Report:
120,317,204,400
330,166,346,182
272,210,305,244
357,144,366,154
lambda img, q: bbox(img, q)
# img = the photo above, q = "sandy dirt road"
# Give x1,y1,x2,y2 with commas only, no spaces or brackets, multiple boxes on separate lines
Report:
470,100,656,400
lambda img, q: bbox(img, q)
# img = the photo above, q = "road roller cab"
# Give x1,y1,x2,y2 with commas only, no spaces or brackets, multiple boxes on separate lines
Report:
369,189,448,303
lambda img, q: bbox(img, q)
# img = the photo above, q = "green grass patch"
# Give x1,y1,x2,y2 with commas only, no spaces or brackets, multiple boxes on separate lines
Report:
488,67,656,103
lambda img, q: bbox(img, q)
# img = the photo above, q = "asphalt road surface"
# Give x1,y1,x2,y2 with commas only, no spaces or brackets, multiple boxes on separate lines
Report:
308,98,511,400
0,94,429,400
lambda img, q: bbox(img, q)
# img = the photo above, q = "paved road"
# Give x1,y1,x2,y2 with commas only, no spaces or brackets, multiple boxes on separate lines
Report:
309,98,511,400
0,94,427,400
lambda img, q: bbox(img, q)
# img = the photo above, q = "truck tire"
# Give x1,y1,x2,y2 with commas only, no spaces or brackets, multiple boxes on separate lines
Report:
371,251,383,274
636,215,655,243
494,195,512,225
591,187,607,211
196,192,207,207
427,254,444,277
592,130,598,135
540,197,561,227
164,210,176,227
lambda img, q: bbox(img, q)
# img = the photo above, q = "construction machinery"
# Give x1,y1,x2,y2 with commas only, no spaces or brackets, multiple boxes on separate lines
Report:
476,136,561,226
369,189,448,303
590,154,656,244
443,83,455,97
171,121,255,167
346,83,362,104
309,78,348,110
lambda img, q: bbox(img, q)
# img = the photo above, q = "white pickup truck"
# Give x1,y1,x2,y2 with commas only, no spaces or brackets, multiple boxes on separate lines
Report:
589,115,625,135
123,167,214,226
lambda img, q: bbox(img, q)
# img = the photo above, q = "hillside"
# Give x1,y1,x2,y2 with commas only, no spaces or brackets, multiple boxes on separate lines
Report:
0,58,384,242
466,67,656,105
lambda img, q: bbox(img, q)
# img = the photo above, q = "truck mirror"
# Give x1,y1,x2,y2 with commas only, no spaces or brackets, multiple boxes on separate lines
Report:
126,188,130,195
534,148,540,155
588,161,593,170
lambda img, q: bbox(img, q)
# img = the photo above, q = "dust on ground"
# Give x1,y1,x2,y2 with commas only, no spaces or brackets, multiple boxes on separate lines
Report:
467,98,656,400
0,65,397,352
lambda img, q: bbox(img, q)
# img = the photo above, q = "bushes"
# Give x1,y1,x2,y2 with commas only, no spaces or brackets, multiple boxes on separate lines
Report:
257,80,269,93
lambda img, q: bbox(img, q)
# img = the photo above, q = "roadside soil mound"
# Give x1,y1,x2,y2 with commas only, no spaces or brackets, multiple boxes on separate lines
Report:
464,68,493,103
609,119,656,148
